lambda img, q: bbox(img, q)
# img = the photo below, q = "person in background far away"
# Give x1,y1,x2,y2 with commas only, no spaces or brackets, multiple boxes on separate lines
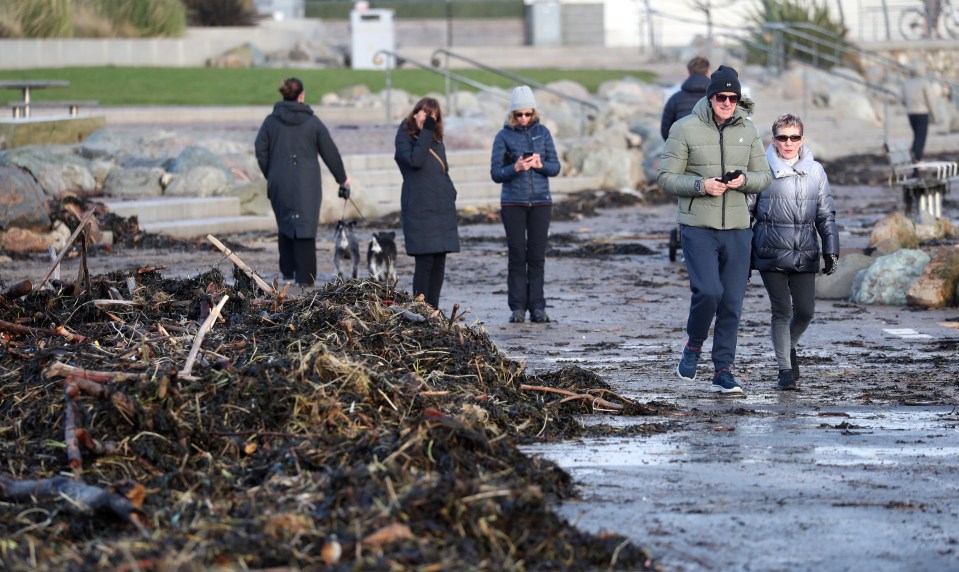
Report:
255,77,350,287
660,56,710,141
657,65,772,395
902,60,940,162
491,86,561,324
394,97,460,309
751,114,840,391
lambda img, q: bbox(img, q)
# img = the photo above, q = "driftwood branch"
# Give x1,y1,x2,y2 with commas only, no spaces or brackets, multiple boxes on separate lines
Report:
180,294,229,378
43,361,148,384
64,382,83,473
0,320,86,343
519,384,624,411
0,475,148,537
206,234,275,296
36,207,96,291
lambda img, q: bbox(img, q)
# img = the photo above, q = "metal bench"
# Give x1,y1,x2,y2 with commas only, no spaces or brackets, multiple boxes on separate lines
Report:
9,99,99,118
884,140,956,218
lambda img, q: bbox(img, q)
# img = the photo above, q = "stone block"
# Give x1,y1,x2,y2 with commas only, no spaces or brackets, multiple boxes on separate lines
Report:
0,116,106,149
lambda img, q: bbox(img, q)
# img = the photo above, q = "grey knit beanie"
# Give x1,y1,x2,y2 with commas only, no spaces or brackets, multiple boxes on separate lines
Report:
509,86,537,112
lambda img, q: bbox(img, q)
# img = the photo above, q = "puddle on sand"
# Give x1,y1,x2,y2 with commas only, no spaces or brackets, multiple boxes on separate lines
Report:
522,407,959,469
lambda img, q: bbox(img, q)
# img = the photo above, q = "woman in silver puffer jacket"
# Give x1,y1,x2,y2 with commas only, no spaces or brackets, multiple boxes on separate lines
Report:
751,113,840,390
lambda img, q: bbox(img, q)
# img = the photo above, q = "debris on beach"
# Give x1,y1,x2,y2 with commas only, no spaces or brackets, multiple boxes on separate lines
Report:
0,222,664,570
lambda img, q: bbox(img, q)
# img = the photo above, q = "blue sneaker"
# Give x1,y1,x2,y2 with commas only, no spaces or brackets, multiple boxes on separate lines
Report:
710,368,744,394
677,345,701,380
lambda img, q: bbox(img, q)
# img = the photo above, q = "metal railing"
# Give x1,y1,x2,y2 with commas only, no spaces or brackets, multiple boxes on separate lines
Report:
373,49,508,122
429,48,600,134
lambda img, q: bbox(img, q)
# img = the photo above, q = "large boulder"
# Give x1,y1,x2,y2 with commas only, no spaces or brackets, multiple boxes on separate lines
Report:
0,220,70,253
207,42,266,68
906,245,959,307
815,251,876,300
851,249,930,305
167,145,233,180
0,146,97,198
228,180,270,216
164,166,231,197
869,211,919,253
103,167,164,198
0,166,51,231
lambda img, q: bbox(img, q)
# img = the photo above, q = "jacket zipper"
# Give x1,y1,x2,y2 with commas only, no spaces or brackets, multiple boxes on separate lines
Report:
718,123,726,229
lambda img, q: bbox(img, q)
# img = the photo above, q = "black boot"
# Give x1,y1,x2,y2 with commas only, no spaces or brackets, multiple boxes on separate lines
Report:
790,348,799,380
777,369,797,390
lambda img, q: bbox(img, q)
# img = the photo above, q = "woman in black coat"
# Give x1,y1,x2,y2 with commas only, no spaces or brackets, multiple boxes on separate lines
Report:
394,97,460,309
255,77,350,286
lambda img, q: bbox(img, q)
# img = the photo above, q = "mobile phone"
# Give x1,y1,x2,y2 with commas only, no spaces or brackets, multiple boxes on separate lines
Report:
522,152,534,159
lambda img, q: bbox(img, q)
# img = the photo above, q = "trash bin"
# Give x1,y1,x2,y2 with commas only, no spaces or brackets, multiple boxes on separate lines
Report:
350,8,395,69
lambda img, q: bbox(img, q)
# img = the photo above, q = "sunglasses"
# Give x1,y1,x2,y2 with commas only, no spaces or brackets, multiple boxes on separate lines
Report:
713,94,740,104
513,112,534,118
774,134,803,142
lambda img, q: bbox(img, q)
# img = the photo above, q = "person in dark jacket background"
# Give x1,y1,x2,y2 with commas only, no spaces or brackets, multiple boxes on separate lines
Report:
752,114,839,390
490,86,561,323
660,56,710,141
394,97,460,309
255,77,350,286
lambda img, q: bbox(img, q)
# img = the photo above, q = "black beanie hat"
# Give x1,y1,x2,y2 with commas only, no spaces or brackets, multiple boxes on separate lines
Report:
706,65,742,99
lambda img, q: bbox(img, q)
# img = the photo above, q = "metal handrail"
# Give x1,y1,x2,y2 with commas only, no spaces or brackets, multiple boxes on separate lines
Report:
729,32,899,142
372,49,508,122
429,48,600,113
760,22,959,99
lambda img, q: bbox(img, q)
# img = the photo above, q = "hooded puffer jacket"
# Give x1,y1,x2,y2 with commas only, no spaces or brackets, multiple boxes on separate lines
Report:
490,120,561,206
660,73,710,141
751,145,840,273
254,101,347,239
657,96,772,230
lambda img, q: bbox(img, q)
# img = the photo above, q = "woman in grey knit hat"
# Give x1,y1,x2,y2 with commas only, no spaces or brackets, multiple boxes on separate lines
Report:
490,86,561,323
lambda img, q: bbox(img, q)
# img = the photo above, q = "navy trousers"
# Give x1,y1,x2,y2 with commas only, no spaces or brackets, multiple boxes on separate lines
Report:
680,225,752,372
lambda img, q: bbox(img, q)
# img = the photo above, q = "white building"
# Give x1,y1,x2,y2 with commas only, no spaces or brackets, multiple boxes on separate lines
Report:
527,0,928,48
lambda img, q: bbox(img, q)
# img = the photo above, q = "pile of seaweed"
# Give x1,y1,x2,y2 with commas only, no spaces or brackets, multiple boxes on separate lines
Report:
0,261,664,570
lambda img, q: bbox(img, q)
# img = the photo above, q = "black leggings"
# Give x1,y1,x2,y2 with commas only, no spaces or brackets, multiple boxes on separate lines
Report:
502,205,551,312
413,253,447,308
908,113,929,161
278,234,317,286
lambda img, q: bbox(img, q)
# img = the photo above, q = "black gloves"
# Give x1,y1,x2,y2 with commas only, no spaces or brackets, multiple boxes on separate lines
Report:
423,115,436,131
338,183,351,200
823,254,838,276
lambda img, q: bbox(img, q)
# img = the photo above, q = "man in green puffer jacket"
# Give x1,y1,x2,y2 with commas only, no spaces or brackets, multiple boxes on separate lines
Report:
657,65,772,395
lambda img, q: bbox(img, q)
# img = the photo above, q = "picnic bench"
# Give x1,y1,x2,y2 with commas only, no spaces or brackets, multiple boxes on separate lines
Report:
8,100,99,118
0,79,70,119
884,140,956,219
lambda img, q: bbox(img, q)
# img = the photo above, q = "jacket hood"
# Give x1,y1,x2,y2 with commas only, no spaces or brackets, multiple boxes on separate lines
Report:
680,73,710,95
766,144,815,179
272,101,314,126
691,95,756,127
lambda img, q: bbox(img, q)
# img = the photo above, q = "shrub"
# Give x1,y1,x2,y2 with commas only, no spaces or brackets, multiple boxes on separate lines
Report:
744,0,851,69
183,0,260,26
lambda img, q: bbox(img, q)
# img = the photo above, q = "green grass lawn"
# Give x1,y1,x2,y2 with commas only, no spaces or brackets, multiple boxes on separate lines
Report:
0,67,656,106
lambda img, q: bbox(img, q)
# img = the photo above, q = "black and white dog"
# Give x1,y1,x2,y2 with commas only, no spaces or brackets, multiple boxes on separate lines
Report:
333,220,360,279
367,231,398,288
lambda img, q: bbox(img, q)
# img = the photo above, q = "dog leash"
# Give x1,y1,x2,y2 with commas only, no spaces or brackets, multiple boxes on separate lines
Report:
338,184,365,223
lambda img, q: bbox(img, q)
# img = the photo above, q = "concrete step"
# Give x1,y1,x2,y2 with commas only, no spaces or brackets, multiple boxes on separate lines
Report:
95,196,241,223
139,215,276,238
